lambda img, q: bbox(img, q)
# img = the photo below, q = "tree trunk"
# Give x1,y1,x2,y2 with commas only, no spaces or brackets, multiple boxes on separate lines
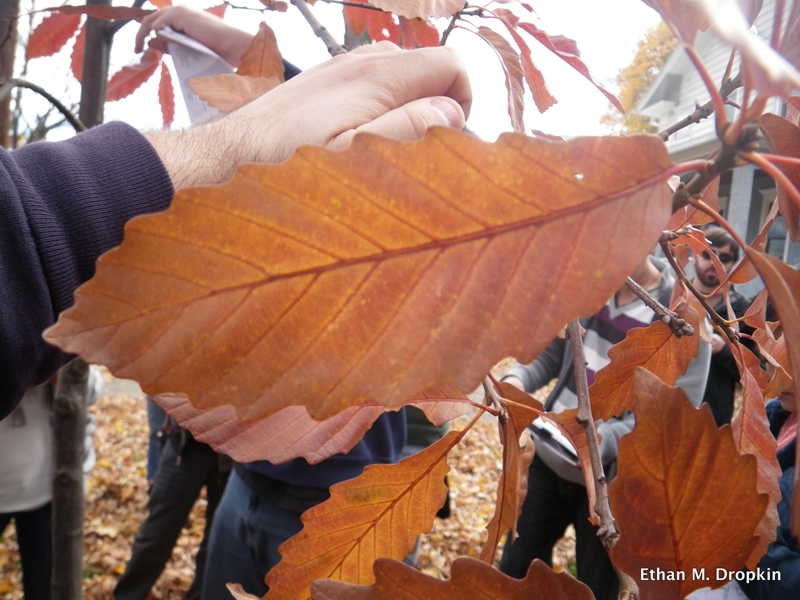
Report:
79,0,113,128
51,358,90,600
0,0,19,148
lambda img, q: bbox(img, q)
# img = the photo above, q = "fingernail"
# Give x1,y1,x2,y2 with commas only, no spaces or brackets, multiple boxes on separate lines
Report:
429,98,463,129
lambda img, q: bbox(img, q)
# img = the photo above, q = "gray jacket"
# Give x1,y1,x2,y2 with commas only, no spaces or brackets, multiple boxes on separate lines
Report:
504,256,711,483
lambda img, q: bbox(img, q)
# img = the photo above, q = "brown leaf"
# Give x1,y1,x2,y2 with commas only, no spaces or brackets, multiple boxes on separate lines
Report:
189,74,280,113
494,10,557,113
106,48,162,102
730,343,780,569
26,12,81,60
70,22,85,82
264,431,459,598
357,0,465,20
610,369,768,599
237,22,284,81
397,17,439,48
753,328,793,397
53,5,153,20
666,178,719,230
760,113,800,242
477,27,525,133
366,10,400,44
159,63,175,128
206,4,229,18
258,0,290,12
588,304,701,422
311,557,594,600
45,130,674,422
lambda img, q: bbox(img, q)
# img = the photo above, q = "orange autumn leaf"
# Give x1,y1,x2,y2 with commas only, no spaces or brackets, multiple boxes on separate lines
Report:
397,16,439,48
363,0,465,19
477,27,525,133
588,304,701,422
151,384,470,465
610,369,767,599
310,557,594,599
479,381,542,561
106,48,162,102
189,74,280,113
666,178,719,230
70,22,85,82
53,5,153,20
44,130,674,422
264,430,460,598
730,343,780,569
26,12,81,60
237,22,284,81
158,62,175,128
760,113,800,243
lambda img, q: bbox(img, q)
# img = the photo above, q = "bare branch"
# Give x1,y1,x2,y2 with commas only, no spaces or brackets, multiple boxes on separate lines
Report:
291,0,347,57
658,72,742,142
0,78,86,132
624,277,694,337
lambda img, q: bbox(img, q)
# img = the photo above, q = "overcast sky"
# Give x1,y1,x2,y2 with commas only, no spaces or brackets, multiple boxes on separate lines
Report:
25,0,663,142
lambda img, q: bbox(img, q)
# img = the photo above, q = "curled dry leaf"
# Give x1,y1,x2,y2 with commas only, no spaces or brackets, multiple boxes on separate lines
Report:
264,431,459,598
310,557,594,600
237,22,284,80
45,130,674,422
729,343,780,569
477,27,526,133
189,74,280,114
610,369,768,600
759,113,800,242
588,303,701,422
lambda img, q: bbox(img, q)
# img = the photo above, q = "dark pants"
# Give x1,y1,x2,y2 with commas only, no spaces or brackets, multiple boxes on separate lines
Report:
499,455,619,600
114,432,230,600
0,502,52,600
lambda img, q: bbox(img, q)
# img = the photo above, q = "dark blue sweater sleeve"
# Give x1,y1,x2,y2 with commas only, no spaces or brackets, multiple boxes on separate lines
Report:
0,122,174,420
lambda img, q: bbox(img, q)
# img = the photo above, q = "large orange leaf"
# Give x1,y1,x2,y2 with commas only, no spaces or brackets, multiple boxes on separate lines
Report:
26,12,81,60
760,113,800,242
310,557,594,600
237,22,284,81
610,369,767,599
588,303,701,422
106,48,162,102
359,0,464,20
477,27,525,133
730,343,780,569
264,430,460,598
479,380,541,561
189,74,280,113
152,385,471,464
44,130,674,422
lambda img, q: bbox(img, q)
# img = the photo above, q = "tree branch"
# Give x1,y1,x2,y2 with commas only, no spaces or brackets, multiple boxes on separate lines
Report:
291,0,347,56
0,78,86,132
107,0,148,36
658,72,742,142
624,277,694,337
565,320,618,549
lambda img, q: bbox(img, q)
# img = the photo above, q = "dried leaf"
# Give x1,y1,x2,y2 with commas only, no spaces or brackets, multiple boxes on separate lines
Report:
730,343,780,569
189,74,280,113
753,329,793,397
228,583,260,599
205,4,228,18
517,21,623,113
237,22,284,81
149,0,172,8
666,179,719,230
106,48,162,102
760,113,800,242
477,27,525,133
311,557,594,600
610,369,768,599
343,1,370,36
494,10,557,113
397,17,439,48
26,12,81,60
588,304,701,422
159,63,175,128
264,431,459,598
45,130,674,422
259,0,290,12
53,5,153,20
359,0,465,20
367,10,400,44
71,22,85,82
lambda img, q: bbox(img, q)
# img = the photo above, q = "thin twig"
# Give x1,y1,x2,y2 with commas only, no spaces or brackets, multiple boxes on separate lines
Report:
685,45,728,138
565,320,619,552
0,79,86,132
624,277,694,337
742,150,800,213
108,0,149,36
658,72,742,142
291,0,347,56
441,9,462,46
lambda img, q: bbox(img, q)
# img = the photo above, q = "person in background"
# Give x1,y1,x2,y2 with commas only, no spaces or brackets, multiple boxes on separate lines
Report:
691,227,752,426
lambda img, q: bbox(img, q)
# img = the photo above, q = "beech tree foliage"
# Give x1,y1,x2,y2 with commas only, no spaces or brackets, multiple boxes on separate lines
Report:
18,0,800,598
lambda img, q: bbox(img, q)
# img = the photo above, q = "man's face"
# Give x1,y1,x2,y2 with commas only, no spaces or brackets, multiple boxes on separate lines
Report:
694,243,736,287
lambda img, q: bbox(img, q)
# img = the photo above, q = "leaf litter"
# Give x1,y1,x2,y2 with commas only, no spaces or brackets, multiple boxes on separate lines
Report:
0,366,575,597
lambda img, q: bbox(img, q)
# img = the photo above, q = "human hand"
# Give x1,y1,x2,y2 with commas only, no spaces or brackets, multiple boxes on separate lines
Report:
145,42,471,190
135,5,254,67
